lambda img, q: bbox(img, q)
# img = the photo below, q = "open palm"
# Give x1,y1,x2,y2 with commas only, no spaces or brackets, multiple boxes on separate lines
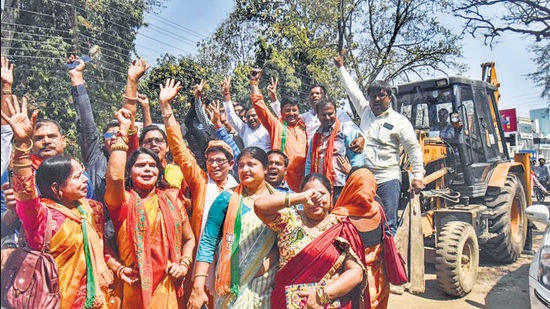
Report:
0,96,38,141
159,78,182,103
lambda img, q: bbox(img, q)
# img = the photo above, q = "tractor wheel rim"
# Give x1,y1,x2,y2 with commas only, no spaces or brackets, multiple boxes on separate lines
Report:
510,195,522,244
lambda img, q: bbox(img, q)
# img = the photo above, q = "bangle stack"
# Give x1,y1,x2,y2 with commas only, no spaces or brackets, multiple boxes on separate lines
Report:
116,265,128,279
250,80,259,86
128,127,137,135
180,255,192,269
116,131,129,144
316,285,331,305
13,140,33,153
2,90,12,95
111,142,129,152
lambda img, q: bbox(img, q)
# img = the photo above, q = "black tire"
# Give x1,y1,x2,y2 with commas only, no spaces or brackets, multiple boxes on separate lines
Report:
435,221,479,297
482,174,527,263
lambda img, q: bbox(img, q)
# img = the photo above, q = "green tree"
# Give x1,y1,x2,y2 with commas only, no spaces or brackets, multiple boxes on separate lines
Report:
198,0,463,111
139,53,211,124
454,0,550,99
1,0,164,157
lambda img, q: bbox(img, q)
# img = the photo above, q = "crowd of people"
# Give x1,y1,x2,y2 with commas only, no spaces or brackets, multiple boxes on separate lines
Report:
0,52,425,309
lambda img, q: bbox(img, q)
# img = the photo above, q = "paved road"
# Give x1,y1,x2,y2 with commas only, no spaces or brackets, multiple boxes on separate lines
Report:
388,200,547,309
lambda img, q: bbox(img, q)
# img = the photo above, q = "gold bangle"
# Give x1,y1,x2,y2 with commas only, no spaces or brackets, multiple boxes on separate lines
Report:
12,162,32,168
2,90,12,95
123,94,138,101
128,127,137,135
250,80,259,86
180,255,193,266
111,142,129,152
13,140,33,153
317,286,331,305
161,111,173,119
285,193,290,208
193,273,208,279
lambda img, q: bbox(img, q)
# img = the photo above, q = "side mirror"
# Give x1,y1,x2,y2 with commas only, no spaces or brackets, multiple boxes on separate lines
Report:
526,204,550,225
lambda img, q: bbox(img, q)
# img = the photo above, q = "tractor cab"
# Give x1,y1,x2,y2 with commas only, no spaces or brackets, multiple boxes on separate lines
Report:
396,77,509,199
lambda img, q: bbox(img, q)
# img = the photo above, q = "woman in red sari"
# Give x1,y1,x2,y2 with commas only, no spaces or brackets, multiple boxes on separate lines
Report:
104,108,195,308
255,173,368,309
332,167,389,309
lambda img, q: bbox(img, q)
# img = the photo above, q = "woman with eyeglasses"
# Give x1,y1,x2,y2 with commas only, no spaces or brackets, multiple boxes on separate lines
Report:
104,106,196,308
255,173,367,309
2,96,119,308
188,146,279,309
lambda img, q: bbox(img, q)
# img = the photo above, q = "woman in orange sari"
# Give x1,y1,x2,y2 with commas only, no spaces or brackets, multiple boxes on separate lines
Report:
332,167,390,309
104,108,195,308
3,97,117,308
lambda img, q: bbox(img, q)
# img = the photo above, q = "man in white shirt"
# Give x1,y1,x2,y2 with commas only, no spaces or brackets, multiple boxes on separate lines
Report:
221,77,272,152
334,54,425,235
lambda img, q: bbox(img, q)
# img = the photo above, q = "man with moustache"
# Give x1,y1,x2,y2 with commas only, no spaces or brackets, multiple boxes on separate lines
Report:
334,53,424,236
265,150,292,193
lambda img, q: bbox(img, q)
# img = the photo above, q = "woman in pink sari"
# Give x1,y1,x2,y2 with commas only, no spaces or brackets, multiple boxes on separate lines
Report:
255,173,368,309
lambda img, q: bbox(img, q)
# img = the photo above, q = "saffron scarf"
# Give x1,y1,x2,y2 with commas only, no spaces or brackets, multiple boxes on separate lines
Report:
332,168,381,229
42,198,113,308
216,183,275,296
125,188,184,308
310,119,341,185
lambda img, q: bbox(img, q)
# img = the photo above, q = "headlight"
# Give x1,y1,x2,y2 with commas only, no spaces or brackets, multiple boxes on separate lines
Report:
539,246,550,289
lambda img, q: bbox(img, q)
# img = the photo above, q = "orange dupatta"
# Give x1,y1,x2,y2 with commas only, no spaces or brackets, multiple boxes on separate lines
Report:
332,168,381,229
310,118,341,185
215,183,275,296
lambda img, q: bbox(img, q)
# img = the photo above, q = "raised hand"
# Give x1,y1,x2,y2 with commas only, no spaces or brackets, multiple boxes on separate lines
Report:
221,76,231,94
250,68,262,81
67,55,85,85
1,57,14,86
193,79,207,98
333,49,346,68
159,78,183,104
267,76,278,101
0,96,38,142
114,108,132,133
127,59,151,82
137,93,149,107
209,100,223,128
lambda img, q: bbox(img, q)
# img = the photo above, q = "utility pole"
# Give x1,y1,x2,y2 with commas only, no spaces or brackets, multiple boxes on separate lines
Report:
70,0,79,55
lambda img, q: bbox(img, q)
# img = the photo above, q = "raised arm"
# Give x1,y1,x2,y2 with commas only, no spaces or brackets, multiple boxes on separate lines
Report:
334,50,369,116
123,59,151,125
1,96,38,201
192,80,216,136
254,189,325,224
210,101,240,175
221,76,246,134
249,69,278,132
104,108,132,208
68,55,104,170
137,93,153,127
1,57,14,175
159,79,205,190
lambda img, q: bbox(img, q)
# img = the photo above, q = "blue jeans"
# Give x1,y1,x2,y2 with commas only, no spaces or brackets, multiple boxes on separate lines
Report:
377,179,401,236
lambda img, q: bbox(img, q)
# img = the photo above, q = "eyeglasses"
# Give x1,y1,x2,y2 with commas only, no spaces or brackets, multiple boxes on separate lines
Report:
370,93,388,100
206,158,228,166
103,131,118,140
143,137,166,145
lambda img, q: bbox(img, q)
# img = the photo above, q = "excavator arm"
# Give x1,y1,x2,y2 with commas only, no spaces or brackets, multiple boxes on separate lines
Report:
481,62,501,103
